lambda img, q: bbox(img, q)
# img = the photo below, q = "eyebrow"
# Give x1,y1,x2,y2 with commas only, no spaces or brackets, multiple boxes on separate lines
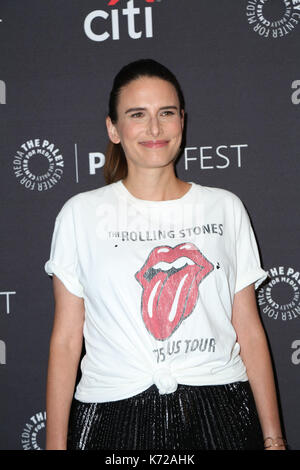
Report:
125,106,179,114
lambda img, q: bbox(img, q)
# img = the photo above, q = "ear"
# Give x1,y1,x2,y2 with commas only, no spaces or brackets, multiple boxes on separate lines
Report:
180,109,185,129
106,116,121,144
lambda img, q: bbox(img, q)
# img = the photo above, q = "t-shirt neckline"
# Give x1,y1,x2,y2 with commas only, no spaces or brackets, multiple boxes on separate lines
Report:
113,179,195,208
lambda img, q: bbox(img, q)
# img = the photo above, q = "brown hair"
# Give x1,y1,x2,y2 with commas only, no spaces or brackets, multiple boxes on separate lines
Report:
104,59,185,185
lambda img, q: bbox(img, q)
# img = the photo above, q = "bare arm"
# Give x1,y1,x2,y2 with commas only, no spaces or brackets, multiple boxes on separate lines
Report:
232,283,286,450
46,275,85,450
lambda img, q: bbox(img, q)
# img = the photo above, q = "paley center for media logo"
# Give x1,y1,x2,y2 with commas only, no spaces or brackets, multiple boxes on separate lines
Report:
21,411,46,450
258,266,300,321
13,139,64,191
247,0,300,38
84,0,157,42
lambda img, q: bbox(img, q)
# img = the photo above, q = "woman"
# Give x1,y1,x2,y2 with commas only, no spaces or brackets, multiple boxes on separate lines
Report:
45,59,286,450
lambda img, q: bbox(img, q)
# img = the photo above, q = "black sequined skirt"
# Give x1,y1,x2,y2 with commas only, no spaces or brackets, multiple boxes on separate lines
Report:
67,381,264,450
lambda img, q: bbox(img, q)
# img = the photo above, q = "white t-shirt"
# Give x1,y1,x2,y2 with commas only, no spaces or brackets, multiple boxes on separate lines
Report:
44,180,268,403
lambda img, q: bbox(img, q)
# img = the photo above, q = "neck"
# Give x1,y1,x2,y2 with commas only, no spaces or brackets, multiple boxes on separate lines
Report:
122,167,190,201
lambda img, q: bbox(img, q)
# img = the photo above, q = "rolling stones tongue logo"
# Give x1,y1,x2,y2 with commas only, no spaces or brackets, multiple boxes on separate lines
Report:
135,243,214,340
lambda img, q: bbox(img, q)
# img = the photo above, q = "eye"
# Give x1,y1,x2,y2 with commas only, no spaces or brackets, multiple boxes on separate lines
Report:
161,110,175,117
130,112,144,118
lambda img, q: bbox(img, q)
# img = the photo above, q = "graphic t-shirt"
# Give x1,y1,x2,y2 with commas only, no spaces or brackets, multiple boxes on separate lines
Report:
44,180,268,403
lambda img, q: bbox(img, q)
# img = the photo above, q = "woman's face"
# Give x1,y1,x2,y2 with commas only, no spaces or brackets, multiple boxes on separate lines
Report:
106,77,184,173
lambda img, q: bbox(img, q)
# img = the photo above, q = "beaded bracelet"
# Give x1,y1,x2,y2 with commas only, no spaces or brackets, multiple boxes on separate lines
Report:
264,436,287,449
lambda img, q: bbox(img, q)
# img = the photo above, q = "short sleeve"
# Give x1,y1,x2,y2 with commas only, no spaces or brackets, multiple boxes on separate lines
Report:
44,201,84,298
234,196,268,294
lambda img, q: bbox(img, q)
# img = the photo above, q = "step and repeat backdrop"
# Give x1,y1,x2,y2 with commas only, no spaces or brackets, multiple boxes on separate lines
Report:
0,0,299,450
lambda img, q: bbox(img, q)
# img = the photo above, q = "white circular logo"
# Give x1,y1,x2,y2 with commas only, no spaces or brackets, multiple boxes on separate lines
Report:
21,411,46,450
13,139,64,191
258,266,300,321
246,0,300,38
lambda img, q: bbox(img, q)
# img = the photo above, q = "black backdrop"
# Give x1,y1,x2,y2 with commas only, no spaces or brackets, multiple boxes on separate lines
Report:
0,0,300,450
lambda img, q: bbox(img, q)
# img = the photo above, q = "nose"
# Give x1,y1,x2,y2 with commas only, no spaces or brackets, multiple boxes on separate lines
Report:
147,115,161,137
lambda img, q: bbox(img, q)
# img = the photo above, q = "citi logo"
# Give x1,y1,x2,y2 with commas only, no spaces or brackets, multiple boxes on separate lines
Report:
84,0,154,42
0,340,5,365
0,80,6,104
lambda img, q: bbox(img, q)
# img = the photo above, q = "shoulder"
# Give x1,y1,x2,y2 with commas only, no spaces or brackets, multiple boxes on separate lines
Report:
55,183,115,220
193,182,245,208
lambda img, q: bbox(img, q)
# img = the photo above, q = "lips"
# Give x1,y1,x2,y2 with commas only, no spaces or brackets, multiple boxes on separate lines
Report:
139,140,169,148
135,243,214,340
